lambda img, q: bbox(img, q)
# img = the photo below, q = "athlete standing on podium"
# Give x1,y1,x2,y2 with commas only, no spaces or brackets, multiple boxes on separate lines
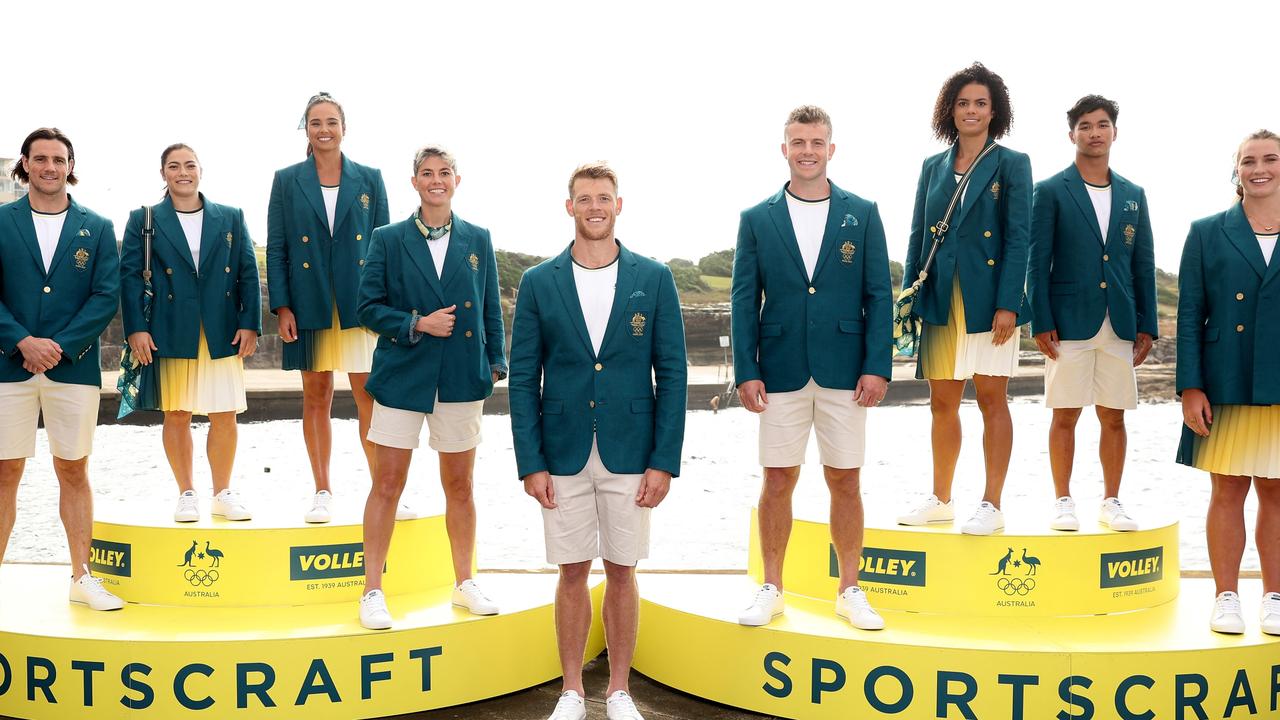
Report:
732,106,892,631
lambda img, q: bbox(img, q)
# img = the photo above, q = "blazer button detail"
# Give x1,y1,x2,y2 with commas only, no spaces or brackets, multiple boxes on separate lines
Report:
464,301,472,309
808,287,816,295
302,236,309,243
303,262,310,269
589,400,596,408
1237,292,1245,301
594,363,603,371
356,234,363,241
930,226,937,233
1237,324,1245,332
465,330,473,338
358,259,365,266
1102,254,1109,262
226,292,231,297
42,286,51,293
1100,281,1108,289
225,266,231,273
987,259,995,266
167,294,174,300
983,231,992,238
166,268,173,275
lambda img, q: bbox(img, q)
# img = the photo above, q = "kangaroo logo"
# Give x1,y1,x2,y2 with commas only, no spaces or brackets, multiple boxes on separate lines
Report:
990,548,1014,575
178,540,197,567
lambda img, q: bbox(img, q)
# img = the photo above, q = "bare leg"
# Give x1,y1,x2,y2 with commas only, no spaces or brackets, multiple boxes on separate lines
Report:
603,560,639,696
928,379,965,503
162,411,195,493
972,374,1012,507
0,459,25,563
758,466,800,590
53,456,93,573
207,412,238,494
555,560,593,696
1206,473,1250,595
1096,406,1127,500
1255,477,1280,594
1049,408,1082,499
826,466,864,593
300,371,334,492
348,372,377,476
362,444,412,592
439,449,478,583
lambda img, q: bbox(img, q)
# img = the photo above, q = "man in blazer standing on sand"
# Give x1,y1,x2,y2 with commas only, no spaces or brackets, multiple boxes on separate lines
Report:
510,162,687,720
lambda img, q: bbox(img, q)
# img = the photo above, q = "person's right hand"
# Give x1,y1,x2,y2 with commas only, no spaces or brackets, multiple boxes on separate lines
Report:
1034,330,1060,360
523,471,557,509
277,307,298,343
738,379,768,413
17,336,62,373
127,332,157,365
417,305,457,337
1182,388,1213,438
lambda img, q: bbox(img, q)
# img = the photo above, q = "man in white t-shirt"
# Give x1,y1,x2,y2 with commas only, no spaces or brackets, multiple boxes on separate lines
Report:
0,128,123,611
1028,95,1159,532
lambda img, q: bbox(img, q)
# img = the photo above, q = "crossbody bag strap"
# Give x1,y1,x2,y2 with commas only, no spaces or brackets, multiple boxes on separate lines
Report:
914,142,1000,287
141,205,154,283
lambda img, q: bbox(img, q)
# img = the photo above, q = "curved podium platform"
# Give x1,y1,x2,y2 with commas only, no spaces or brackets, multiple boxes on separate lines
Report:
0,564,604,719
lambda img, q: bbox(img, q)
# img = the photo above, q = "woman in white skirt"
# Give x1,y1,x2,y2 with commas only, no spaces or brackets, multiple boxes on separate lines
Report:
898,63,1034,535
1176,129,1280,636
120,144,259,522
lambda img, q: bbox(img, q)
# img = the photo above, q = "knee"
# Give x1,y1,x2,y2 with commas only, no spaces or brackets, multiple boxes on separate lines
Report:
559,561,592,586
760,472,797,501
0,460,23,487
1211,476,1252,506
208,412,237,429
824,469,861,498
302,375,334,402
1095,408,1125,432
441,476,474,504
929,396,958,418
1254,478,1280,506
164,411,193,427
602,560,636,585
52,458,89,486
1051,409,1082,431
975,390,1008,416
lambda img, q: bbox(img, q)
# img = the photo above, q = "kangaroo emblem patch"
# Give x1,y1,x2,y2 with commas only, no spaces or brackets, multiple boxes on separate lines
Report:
630,312,646,337
469,253,480,272
73,247,90,270
1123,224,1136,246
359,193,371,211
840,240,855,264
990,181,1001,201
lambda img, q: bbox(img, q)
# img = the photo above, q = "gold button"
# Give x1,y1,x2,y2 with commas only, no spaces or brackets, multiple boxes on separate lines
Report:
589,400,596,408
1236,292,1245,301
303,262,310,269
1100,281,1108,289
358,259,365,266
1237,324,1245,332
1102,254,1109,261
226,291,231,297
356,234,363,241
808,287,816,295
165,268,173,275
167,294,174,300
42,286,51,293
986,259,995,266
224,266,231,273
930,226,937,233
302,236,309,243
594,363,603,371
464,301,472,309
465,330,472,338
983,231,992,238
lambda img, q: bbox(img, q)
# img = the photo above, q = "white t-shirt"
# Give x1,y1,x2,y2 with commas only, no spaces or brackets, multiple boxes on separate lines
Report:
953,172,969,208
1258,234,1278,266
572,258,619,356
176,208,204,268
32,209,68,273
425,230,450,278
785,188,829,280
321,185,339,235
1085,182,1112,243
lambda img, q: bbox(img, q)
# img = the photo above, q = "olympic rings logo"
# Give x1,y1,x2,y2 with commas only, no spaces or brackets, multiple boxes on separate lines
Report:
184,569,220,586
996,577,1035,596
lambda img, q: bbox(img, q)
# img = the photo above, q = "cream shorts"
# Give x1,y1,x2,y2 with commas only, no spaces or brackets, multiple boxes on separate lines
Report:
1044,318,1137,410
0,374,100,460
758,378,867,469
366,398,484,452
542,439,650,567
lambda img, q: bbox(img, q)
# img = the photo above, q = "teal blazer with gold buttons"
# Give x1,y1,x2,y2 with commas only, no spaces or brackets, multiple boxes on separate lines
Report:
265,154,389,330
509,243,687,479
0,196,119,387
902,142,1033,331
358,213,506,414
731,181,892,393
120,195,261,359
1028,164,1157,341
1175,204,1280,405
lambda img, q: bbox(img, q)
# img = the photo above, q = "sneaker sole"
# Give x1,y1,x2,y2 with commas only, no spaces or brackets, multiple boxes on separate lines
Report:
961,526,1005,536
451,601,499,616
737,609,783,627
360,620,392,630
173,516,199,523
213,512,253,521
70,598,124,612
896,517,955,526
1050,523,1080,532
304,516,331,524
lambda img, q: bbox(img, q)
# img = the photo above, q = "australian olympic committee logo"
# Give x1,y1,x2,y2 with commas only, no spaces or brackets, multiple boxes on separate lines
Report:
990,547,1043,602
178,539,227,588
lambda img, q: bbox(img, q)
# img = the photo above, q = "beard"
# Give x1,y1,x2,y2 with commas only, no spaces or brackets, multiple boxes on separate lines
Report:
575,215,616,242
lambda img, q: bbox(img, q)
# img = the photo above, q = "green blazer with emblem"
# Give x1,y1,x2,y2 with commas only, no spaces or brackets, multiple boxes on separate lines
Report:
120,195,261,359
902,142,1033,332
1028,164,1157,341
0,196,119,387
731,181,892,393
1175,204,1280,405
509,243,687,479
265,154,389,330
358,213,507,413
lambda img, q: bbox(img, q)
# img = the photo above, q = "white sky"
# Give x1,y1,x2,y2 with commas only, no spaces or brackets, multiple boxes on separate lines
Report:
4,0,1276,272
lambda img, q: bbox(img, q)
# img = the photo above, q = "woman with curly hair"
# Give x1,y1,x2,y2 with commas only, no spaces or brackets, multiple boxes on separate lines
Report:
897,62,1033,535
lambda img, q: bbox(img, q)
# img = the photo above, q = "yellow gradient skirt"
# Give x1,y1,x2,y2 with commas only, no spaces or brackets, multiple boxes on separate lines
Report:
920,276,1018,381
158,329,247,415
282,304,377,373
1180,404,1280,478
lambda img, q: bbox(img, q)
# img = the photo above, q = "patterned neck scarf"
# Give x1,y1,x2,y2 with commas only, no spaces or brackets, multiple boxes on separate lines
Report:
414,210,452,241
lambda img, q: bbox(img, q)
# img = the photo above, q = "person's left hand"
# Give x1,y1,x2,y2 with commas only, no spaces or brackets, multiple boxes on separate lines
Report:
852,374,888,408
1132,332,1154,367
635,469,672,508
233,329,258,359
991,309,1017,346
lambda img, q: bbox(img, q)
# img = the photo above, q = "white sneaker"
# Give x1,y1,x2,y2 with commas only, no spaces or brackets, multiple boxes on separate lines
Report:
835,586,885,630
961,502,1005,535
547,690,587,720
1050,496,1079,531
212,489,252,521
1210,591,1245,634
606,690,645,720
173,490,199,523
1099,497,1138,532
897,495,955,525
359,589,392,630
738,583,784,626
1261,592,1280,636
395,503,417,521
69,565,124,611
452,579,499,615
305,490,333,523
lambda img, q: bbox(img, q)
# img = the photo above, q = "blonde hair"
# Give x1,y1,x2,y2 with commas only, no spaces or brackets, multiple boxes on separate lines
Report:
785,105,832,138
413,145,457,174
567,161,618,197
1234,129,1280,200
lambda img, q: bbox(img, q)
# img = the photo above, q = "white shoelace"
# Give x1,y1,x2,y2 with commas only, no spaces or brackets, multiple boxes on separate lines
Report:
552,692,584,717
458,581,490,603
1262,593,1280,615
311,493,332,511
78,574,113,597
1105,499,1131,519
841,587,872,611
1216,593,1242,616
177,493,198,510
1053,498,1075,515
607,691,642,719
748,584,779,609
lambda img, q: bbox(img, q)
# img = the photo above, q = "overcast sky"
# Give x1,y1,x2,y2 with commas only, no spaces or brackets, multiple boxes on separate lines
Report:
4,0,1276,272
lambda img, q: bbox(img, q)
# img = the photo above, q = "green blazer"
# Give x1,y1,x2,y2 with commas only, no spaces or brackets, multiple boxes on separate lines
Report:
120,196,261,359
0,196,119,387
1175,204,1280,405
509,243,687,479
902,142,1033,332
1028,165,1157,341
359,214,507,413
731,181,892,392
265,154,389,331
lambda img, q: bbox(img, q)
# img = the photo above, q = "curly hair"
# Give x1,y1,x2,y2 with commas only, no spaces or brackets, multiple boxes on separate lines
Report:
930,62,1014,144
1233,129,1280,199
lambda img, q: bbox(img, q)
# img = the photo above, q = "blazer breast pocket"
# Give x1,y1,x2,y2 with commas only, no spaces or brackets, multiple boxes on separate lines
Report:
625,305,654,340
838,319,865,335
541,399,564,415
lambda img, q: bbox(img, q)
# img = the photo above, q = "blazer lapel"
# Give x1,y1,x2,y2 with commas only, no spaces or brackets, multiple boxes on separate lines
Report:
401,215,445,303
1104,174,1127,247
295,158,329,235
766,189,808,279
8,197,45,272
152,200,195,271
1063,165,1105,245
331,156,359,236
598,244,638,355
551,245,596,358
438,216,470,290
952,143,998,229
810,183,847,283
197,200,225,274
1222,204,1268,279
45,200,87,278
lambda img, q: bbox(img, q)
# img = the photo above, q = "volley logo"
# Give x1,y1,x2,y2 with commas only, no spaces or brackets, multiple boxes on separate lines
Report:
1100,547,1163,588
290,542,369,581
89,539,131,577
829,545,926,587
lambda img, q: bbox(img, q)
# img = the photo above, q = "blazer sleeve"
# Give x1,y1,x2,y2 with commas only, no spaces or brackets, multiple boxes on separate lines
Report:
119,210,147,337
861,202,892,380
996,152,1033,316
1133,189,1158,339
730,211,762,386
482,235,507,376
1175,224,1205,395
648,265,688,477
373,170,390,229
903,160,931,293
357,228,416,345
266,171,290,313
52,220,120,364
1027,181,1056,336
508,271,547,479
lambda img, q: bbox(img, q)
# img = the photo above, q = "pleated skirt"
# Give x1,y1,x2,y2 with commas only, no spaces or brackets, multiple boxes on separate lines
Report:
158,329,247,415
282,304,377,373
1177,404,1280,478
920,276,1018,381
